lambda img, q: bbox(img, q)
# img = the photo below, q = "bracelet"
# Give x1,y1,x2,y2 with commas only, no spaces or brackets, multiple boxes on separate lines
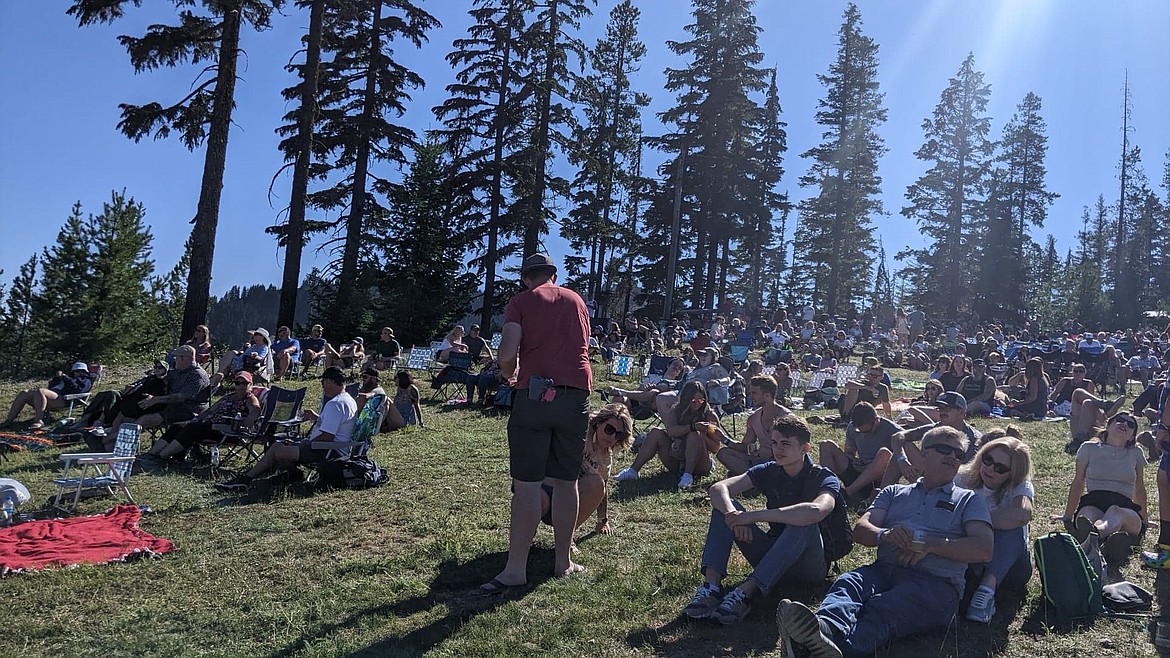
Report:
876,528,887,544
896,454,908,463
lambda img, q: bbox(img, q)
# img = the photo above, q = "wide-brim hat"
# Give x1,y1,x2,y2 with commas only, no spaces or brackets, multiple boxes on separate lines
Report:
521,253,557,277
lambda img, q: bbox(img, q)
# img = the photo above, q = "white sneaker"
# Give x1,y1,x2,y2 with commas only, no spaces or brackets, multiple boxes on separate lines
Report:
91,426,106,437
678,472,694,489
615,467,639,482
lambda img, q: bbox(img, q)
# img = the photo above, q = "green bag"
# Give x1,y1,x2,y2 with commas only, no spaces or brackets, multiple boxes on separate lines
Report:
1033,531,1103,625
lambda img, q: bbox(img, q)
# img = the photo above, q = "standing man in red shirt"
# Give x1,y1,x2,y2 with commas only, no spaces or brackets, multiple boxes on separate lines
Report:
482,254,594,592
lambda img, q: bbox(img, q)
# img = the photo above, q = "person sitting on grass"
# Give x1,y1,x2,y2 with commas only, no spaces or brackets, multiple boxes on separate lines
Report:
466,358,506,407
819,402,897,509
271,325,301,380
713,375,792,477
385,370,424,430
615,380,718,490
898,378,944,427
881,392,983,488
607,358,689,420
1003,357,1049,420
537,404,634,548
955,435,1034,624
210,328,271,390
684,415,840,625
367,327,402,371
141,370,261,464
1066,387,1127,454
216,366,357,491
1063,411,1148,583
956,359,998,416
1049,362,1095,416
838,365,892,421
776,426,993,658
1,361,96,430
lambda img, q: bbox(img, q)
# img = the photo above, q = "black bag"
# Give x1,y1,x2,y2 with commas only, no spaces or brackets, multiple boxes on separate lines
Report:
318,456,387,489
1102,581,1153,613
802,465,854,566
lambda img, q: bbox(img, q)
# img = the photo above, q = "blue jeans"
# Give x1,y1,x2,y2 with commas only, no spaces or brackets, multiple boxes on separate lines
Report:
466,372,498,403
816,562,959,658
699,505,825,595
969,527,1031,590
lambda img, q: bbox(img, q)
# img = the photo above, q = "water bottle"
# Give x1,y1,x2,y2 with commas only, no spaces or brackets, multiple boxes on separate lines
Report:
232,412,243,433
2,495,14,526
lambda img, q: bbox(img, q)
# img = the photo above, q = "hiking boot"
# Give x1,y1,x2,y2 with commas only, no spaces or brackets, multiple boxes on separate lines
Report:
615,467,639,482
215,476,252,493
1141,545,1170,569
965,586,996,624
777,599,842,658
683,581,723,619
711,588,751,625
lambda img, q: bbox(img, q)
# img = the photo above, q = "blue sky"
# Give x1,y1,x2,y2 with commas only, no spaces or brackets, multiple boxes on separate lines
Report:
2,1,1168,299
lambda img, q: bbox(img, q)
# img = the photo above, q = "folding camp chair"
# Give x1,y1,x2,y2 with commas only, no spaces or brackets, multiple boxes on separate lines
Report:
59,364,105,424
211,386,307,466
612,354,637,380
489,334,503,350
643,354,674,387
294,354,325,380
729,343,751,365
51,423,139,513
431,352,474,402
405,348,431,372
835,364,859,384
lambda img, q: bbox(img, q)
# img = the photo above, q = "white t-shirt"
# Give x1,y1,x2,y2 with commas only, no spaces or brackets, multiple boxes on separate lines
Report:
1128,355,1160,371
310,391,358,444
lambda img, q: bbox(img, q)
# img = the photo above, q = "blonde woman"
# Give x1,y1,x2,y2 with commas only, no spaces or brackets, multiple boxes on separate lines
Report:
537,404,635,539
956,435,1034,623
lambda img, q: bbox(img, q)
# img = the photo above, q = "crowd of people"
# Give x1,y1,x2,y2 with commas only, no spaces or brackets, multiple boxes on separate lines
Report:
6,270,1170,655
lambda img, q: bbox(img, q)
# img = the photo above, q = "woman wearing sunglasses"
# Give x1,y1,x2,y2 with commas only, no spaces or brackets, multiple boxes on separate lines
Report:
898,378,945,427
537,404,634,540
616,380,718,489
1063,411,1147,583
955,435,1034,623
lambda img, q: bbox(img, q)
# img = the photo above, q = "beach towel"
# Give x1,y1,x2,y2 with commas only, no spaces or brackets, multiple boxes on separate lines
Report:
0,505,176,575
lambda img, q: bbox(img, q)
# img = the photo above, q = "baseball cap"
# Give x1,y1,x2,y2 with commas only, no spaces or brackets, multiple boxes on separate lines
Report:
521,253,557,277
321,366,346,384
972,359,985,366
234,371,254,384
935,391,967,411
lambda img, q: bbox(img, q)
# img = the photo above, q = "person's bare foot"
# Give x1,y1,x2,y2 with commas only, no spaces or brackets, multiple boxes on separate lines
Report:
569,542,580,556
555,561,586,578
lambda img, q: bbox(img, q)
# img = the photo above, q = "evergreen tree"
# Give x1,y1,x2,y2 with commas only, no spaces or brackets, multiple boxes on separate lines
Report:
562,0,648,305
30,204,92,361
797,3,887,315
900,53,993,318
273,0,327,329
1066,199,1108,326
1111,142,1148,325
68,0,285,341
660,0,769,310
517,0,594,259
433,0,534,333
308,0,439,339
83,191,158,357
370,141,479,347
0,257,37,375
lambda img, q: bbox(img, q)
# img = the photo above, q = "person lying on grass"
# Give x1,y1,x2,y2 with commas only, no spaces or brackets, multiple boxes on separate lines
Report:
955,434,1034,624
536,404,634,546
684,415,839,625
215,366,356,492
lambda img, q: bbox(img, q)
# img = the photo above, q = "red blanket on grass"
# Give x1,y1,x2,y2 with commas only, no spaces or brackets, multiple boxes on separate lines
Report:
0,505,176,575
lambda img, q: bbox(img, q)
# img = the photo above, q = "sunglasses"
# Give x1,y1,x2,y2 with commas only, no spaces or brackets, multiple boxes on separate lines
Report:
600,422,630,440
925,443,966,458
234,380,249,385
1113,415,1138,429
980,453,1011,474
691,396,706,404
1072,368,1086,373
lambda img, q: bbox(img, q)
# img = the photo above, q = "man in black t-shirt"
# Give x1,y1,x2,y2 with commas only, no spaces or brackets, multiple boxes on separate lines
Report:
684,415,840,625
464,324,493,365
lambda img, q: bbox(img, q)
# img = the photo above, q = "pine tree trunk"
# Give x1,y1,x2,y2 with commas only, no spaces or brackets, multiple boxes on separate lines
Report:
278,0,324,329
181,4,241,340
480,18,515,335
524,0,560,259
333,0,384,333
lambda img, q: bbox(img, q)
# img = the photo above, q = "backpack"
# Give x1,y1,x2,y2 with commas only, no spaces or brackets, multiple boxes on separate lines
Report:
1033,531,1103,625
802,465,854,567
318,456,387,489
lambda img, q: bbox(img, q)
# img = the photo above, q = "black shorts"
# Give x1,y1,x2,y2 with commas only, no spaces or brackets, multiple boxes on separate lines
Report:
299,442,335,464
839,463,862,487
1077,490,1141,515
508,387,589,482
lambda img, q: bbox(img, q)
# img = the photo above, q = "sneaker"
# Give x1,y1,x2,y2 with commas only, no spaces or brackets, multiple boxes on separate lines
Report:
777,599,842,658
91,426,107,437
1067,516,1094,543
965,586,996,624
1141,545,1170,569
615,467,639,482
712,588,751,625
678,472,694,489
215,476,252,493
1102,531,1135,565
683,582,723,619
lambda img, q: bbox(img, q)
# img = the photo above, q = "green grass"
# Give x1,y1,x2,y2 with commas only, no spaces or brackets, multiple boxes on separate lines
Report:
0,364,1163,657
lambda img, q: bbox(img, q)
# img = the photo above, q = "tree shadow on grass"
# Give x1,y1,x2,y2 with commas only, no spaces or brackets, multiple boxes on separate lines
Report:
610,471,717,503
266,548,557,658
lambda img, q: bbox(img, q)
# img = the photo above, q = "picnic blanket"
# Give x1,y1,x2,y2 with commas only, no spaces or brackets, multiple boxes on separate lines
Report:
0,431,57,453
0,505,176,576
